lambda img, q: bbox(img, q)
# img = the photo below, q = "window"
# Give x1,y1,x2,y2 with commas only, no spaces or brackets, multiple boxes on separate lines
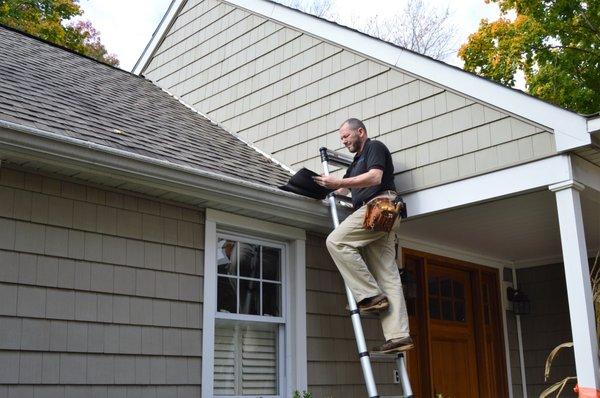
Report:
202,209,307,398
213,234,286,397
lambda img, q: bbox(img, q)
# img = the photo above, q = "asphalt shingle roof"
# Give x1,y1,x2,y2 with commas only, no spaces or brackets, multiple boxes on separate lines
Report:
0,26,292,187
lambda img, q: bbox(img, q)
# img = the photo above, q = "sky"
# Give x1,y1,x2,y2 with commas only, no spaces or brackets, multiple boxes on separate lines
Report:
76,0,503,72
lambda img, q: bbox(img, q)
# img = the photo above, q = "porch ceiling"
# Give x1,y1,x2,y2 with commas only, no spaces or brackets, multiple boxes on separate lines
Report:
398,188,600,267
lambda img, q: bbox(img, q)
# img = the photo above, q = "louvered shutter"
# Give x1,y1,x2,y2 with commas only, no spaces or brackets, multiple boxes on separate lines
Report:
214,322,278,396
242,327,277,395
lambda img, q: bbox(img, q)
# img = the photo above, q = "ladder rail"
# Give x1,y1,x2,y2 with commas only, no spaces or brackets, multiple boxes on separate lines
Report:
320,146,414,398
320,147,379,398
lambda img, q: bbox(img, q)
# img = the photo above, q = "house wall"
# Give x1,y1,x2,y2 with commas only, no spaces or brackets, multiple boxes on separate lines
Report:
143,0,557,193
515,263,575,397
305,232,399,397
0,167,204,397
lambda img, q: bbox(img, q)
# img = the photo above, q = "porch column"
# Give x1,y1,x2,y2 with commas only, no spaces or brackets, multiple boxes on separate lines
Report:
549,180,600,391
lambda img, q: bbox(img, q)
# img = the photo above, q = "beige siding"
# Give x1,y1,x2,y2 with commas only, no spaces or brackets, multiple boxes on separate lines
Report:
305,233,401,396
144,0,556,193
0,167,203,396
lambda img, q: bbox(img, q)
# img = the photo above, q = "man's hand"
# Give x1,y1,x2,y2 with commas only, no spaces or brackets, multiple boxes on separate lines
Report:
313,175,342,189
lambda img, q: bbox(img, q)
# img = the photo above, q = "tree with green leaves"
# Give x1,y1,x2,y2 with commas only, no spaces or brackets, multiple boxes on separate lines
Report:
459,0,600,114
0,0,118,66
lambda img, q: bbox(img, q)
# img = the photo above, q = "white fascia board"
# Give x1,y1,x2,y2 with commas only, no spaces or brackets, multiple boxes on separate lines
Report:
402,155,573,217
132,0,186,75
223,0,590,152
0,121,329,228
572,155,600,193
588,116,600,134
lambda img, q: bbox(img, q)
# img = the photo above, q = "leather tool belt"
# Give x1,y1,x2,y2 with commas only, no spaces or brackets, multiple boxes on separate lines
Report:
362,193,407,232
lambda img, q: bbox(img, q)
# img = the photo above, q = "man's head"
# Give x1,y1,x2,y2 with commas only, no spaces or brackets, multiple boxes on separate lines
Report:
339,118,368,153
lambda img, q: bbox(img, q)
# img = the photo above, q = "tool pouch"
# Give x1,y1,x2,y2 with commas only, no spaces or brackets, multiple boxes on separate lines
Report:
362,197,402,232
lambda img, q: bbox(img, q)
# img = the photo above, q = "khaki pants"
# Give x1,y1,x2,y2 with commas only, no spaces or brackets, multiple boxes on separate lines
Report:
326,195,410,341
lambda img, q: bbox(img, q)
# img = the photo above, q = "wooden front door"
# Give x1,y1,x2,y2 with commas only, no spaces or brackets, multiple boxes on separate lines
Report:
427,263,479,397
402,250,508,398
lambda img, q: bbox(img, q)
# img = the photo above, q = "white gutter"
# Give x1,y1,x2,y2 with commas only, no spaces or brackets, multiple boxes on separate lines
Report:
0,120,329,227
588,116,600,134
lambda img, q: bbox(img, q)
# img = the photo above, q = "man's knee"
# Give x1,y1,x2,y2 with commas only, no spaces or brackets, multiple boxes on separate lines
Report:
325,231,341,254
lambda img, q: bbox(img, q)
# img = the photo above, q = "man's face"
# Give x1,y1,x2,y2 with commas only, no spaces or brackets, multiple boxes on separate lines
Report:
339,124,362,153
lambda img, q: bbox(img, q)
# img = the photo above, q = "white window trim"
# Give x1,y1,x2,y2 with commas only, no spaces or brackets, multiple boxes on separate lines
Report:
202,209,307,398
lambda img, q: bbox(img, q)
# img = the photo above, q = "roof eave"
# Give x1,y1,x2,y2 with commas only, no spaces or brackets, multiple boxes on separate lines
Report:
0,120,330,231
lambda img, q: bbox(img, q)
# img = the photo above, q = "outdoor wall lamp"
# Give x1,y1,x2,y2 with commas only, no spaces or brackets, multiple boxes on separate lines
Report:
507,286,531,315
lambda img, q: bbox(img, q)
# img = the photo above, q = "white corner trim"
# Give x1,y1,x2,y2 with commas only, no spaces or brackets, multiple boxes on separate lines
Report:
220,0,590,152
206,209,305,240
201,219,218,398
548,180,585,192
588,116,600,134
403,155,572,217
132,0,186,74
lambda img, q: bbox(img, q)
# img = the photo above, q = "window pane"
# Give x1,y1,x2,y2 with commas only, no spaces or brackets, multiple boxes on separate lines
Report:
239,280,260,315
242,325,278,395
218,277,237,313
262,283,281,317
455,301,466,322
262,247,281,281
239,243,260,278
217,239,237,276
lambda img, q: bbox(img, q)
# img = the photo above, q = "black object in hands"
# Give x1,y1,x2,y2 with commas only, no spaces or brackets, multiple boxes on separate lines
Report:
279,168,334,200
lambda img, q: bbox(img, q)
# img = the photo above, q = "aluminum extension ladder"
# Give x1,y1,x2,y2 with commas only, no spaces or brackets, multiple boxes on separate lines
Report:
319,147,413,398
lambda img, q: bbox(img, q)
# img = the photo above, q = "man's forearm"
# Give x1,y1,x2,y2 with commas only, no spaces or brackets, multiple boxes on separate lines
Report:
339,169,382,189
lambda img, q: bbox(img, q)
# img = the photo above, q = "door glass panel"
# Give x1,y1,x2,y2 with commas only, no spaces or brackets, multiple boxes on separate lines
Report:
428,276,439,295
441,299,453,320
429,299,440,319
454,280,464,299
455,301,466,322
440,278,452,297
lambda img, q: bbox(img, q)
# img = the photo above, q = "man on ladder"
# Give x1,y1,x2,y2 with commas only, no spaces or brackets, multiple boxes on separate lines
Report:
314,117,413,355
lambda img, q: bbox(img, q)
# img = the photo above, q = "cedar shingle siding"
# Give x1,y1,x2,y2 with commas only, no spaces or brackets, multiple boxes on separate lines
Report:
143,0,557,193
0,168,204,396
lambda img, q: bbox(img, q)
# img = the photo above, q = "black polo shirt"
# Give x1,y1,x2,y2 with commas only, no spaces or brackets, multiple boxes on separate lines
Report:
343,139,396,210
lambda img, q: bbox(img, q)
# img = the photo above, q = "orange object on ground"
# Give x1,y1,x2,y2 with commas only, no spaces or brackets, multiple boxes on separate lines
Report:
574,384,600,398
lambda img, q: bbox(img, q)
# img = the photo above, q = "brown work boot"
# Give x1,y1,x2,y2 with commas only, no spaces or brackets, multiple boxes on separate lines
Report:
371,336,414,354
346,293,389,314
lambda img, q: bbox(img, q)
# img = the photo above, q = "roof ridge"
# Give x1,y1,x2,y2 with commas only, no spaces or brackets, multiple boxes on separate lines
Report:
0,23,139,78
156,85,295,175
